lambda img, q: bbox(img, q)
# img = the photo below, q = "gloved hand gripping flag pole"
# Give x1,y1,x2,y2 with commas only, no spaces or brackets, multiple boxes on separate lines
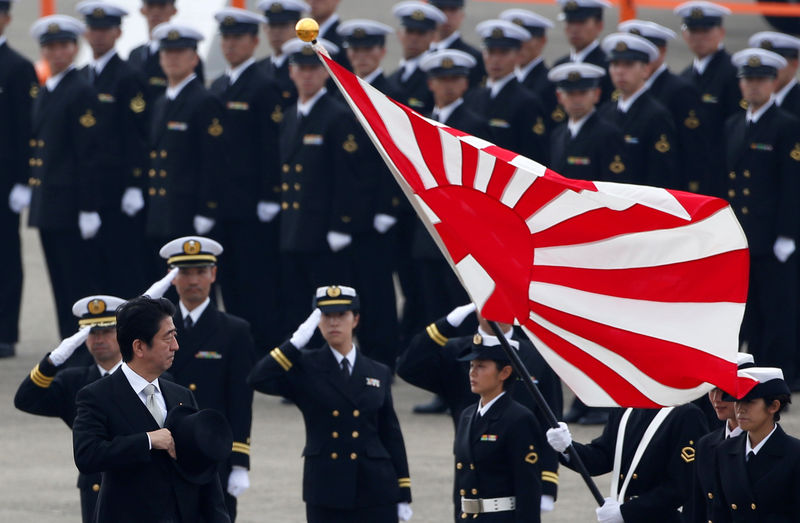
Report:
294,17,758,507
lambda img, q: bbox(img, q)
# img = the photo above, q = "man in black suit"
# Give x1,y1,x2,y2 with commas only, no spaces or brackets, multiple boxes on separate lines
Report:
548,62,627,182
159,236,255,521
749,31,800,118
398,302,562,513
277,38,361,338
468,19,549,164
553,0,613,102
77,1,149,299
724,48,800,386
28,15,103,339
500,9,559,126
15,295,126,522
73,296,230,523
336,19,401,371
598,33,679,189
675,1,740,197
428,0,484,88
0,0,37,358
210,8,282,351
619,19,711,194
144,23,226,280
127,0,204,102
712,367,800,521
248,286,413,522
547,403,708,522
257,0,309,110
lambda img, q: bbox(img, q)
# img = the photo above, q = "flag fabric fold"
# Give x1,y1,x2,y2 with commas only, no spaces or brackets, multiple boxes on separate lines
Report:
313,45,758,407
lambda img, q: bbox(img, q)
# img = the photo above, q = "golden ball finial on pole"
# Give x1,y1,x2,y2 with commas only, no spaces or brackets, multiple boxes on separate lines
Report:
295,18,319,43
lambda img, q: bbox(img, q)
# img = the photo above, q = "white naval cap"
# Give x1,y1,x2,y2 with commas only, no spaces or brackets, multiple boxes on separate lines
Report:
730,366,790,401
72,295,126,328
392,1,447,31
337,19,394,47
602,32,659,63
283,37,340,64
749,31,800,59
618,19,677,47
499,9,553,37
215,7,266,34
556,0,611,21
737,352,755,369
314,285,360,312
76,1,128,28
152,22,204,49
258,0,309,23
420,49,476,76
674,1,731,27
547,62,606,90
31,15,86,44
159,236,223,267
732,47,787,77
476,19,532,48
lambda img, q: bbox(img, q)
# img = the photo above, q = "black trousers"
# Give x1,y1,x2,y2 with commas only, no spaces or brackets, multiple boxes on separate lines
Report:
393,211,424,347
90,207,147,299
0,209,22,343
39,229,99,339
214,218,281,352
351,230,399,370
306,503,397,523
742,254,797,381
79,485,98,523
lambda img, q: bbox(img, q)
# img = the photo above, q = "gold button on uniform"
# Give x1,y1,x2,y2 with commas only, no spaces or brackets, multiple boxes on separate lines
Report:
292,202,299,209
469,463,475,470
149,188,156,196
353,410,360,417
295,164,303,173
632,473,638,479
92,483,100,492
148,169,156,177
158,188,166,196
189,383,197,391
332,410,339,417
471,488,477,495
150,151,157,159
282,182,289,191
160,150,167,158
459,489,465,495
38,140,44,147
352,431,359,438
728,189,735,198
331,452,338,459
332,431,339,438
456,462,463,470
281,202,289,210
350,452,357,460
461,513,467,519
707,492,713,499
729,171,736,179
294,183,301,191
159,170,167,178
731,504,737,510
751,503,756,510
282,164,290,173
744,170,751,178
742,207,749,215
743,188,750,196
29,139,36,147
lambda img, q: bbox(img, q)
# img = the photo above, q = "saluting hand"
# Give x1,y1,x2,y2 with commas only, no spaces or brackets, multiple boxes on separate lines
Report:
48,326,91,366
289,308,321,349
142,267,179,299
148,428,176,459
446,303,476,327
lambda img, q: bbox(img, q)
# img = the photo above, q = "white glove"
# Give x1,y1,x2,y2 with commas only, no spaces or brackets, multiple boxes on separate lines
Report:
596,497,623,523
257,201,280,223
9,183,32,213
193,215,215,235
289,308,321,348
49,327,91,366
540,494,555,513
546,422,572,453
226,466,250,498
446,303,476,327
326,230,352,252
397,502,413,521
142,267,179,299
373,213,397,234
78,211,102,239
774,236,796,263
121,187,145,217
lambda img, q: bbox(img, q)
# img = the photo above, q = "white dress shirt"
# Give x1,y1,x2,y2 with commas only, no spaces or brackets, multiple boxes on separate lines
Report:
570,40,599,63
180,297,210,326
121,363,167,448
725,422,743,439
568,109,595,138
432,98,463,124
478,391,506,417
97,360,123,377
486,71,516,99
516,56,543,83
297,87,327,118
746,95,775,125
91,48,117,76
399,54,424,83
165,73,197,100
225,57,256,86
617,84,649,113
746,423,778,457
45,65,75,92
330,344,357,374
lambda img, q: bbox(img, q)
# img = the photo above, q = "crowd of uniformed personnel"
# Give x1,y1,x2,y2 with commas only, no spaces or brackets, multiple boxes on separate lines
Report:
5,0,800,520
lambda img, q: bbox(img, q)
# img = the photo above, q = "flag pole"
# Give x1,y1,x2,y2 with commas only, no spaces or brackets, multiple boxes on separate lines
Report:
487,320,605,506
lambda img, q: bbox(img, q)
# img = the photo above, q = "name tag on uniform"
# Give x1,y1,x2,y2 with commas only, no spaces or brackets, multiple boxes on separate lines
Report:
98,93,115,103
227,101,250,111
366,377,381,387
303,134,324,145
167,121,188,131
750,142,773,152
149,77,167,86
480,434,498,442
489,118,510,128
567,156,591,165
195,351,222,359
701,93,718,104
624,135,639,144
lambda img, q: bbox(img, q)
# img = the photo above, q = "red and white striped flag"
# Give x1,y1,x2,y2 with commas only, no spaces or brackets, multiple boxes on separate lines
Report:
313,47,757,407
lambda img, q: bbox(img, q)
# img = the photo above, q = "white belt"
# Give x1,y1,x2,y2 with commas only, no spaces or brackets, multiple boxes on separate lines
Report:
461,496,516,514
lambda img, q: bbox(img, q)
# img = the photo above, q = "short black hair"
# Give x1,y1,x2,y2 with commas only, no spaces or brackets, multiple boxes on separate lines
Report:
765,393,792,422
116,296,176,362
479,360,516,390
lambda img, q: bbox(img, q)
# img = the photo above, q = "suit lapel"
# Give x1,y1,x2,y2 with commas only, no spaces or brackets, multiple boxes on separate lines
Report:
319,347,358,406
728,433,756,499
224,63,254,101
111,369,161,432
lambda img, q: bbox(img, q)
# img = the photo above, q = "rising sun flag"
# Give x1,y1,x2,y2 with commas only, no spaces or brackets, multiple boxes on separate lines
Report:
303,35,758,407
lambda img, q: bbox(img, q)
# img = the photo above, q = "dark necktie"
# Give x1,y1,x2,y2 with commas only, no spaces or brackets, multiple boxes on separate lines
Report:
223,74,232,90
746,450,757,481
340,358,350,381
184,315,194,330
